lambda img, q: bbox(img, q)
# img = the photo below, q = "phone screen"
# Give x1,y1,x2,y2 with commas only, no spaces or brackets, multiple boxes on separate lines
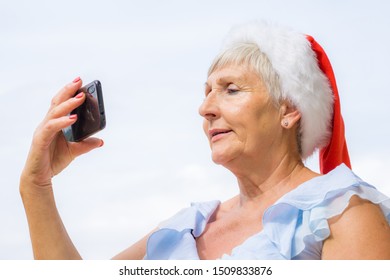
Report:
63,80,106,142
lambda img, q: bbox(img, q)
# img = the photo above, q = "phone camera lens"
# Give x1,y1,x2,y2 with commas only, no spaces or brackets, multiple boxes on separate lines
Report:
88,86,95,94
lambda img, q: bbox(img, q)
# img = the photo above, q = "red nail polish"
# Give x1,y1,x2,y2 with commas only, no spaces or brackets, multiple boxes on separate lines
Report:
75,92,84,99
69,114,77,120
73,77,81,83
99,140,104,147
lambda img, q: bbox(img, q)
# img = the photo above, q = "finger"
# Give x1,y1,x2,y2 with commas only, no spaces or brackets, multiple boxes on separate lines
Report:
49,77,83,110
46,91,86,120
69,137,104,158
35,115,78,147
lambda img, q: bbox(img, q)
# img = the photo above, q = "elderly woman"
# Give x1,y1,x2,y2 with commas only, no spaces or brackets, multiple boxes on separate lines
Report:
20,22,390,260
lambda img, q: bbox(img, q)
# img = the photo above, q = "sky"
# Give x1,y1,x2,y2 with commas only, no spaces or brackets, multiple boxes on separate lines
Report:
1,0,390,260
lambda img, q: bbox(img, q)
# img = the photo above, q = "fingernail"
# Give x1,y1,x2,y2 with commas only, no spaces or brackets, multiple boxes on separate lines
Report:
73,77,81,83
75,92,84,99
99,140,104,147
69,114,77,120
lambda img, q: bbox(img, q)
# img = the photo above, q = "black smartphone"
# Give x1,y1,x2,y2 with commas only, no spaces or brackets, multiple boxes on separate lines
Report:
63,80,106,142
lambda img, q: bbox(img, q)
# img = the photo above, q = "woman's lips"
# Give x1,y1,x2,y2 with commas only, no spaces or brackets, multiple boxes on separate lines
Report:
209,129,233,142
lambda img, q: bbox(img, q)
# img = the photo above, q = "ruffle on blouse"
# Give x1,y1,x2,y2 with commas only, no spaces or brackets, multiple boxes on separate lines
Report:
145,200,219,259
263,164,390,259
145,164,390,260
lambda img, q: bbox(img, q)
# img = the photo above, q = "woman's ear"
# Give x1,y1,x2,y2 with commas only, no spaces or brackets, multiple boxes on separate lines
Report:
280,102,301,129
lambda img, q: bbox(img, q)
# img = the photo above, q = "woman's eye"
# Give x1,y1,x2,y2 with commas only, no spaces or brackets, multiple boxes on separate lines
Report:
227,85,240,94
227,89,238,94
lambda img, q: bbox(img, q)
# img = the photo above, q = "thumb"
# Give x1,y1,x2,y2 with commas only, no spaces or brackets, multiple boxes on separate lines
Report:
70,137,104,158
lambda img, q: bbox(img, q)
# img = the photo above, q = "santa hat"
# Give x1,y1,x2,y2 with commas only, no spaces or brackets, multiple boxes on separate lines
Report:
221,21,351,174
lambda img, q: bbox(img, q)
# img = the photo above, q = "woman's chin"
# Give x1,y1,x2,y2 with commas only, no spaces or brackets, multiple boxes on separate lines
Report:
211,150,236,166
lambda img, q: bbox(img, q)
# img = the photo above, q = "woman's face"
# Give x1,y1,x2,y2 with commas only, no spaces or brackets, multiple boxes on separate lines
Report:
199,64,283,167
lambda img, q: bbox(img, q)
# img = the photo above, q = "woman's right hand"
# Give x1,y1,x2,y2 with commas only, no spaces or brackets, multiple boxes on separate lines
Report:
20,77,104,190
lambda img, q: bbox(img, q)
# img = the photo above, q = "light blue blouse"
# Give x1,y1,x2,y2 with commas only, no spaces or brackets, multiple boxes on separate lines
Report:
144,164,390,260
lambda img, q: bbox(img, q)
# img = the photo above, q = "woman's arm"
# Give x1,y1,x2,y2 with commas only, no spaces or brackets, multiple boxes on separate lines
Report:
20,182,82,259
20,78,103,259
322,195,390,259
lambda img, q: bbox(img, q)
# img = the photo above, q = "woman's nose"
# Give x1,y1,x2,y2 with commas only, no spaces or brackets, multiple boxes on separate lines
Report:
199,92,219,120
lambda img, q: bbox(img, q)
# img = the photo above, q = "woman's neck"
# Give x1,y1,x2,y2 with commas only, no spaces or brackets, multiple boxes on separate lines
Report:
230,153,319,207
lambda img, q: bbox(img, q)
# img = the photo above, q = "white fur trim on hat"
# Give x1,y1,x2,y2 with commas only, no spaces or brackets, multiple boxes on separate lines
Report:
221,21,334,159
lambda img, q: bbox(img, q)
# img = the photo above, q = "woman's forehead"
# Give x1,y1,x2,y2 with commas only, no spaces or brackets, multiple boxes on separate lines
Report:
206,64,261,86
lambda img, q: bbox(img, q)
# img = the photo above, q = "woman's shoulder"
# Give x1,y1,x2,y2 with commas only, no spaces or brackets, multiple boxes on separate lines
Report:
322,195,390,259
262,163,390,259
275,163,390,233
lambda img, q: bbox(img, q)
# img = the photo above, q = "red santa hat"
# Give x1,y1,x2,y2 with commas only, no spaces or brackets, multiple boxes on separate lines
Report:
221,21,351,174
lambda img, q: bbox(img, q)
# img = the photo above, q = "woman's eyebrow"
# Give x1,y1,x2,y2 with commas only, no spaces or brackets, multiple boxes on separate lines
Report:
204,74,244,92
216,75,243,85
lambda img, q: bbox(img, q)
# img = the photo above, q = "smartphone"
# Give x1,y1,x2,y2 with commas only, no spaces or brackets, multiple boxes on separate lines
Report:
63,80,106,142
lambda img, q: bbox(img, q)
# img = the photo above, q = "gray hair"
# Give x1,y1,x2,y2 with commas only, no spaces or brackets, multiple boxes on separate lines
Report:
208,42,282,107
